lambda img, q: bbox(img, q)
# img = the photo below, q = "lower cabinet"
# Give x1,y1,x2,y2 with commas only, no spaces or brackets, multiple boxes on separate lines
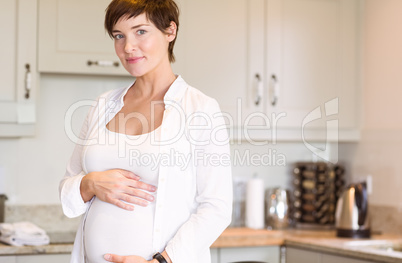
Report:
16,254,71,263
2,250,280,263
286,247,377,263
321,254,376,263
211,248,219,263
0,256,16,263
212,246,280,263
286,247,320,263
0,254,71,263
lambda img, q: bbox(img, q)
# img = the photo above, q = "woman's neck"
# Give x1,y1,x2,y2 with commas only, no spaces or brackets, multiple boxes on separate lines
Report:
131,63,177,100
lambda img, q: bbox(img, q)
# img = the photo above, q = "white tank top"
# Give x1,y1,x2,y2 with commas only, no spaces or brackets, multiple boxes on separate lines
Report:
83,126,161,263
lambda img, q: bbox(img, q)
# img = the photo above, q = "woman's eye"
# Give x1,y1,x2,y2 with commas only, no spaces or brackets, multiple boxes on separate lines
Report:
114,34,124,40
137,30,146,35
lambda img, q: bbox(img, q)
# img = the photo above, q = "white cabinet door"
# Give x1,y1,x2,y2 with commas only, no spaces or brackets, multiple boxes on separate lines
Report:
16,254,71,263
321,253,376,263
0,0,36,137
219,246,280,263
0,256,17,263
286,247,377,263
286,247,320,263
265,0,360,132
0,0,16,103
174,0,265,132
175,0,360,142
38,0,129,76
211,248,219,263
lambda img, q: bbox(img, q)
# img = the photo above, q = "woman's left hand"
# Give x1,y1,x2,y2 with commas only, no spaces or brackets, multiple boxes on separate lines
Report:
104,254,153,263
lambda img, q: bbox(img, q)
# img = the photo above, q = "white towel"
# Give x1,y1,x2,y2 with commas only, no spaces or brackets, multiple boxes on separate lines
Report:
0,221,49,246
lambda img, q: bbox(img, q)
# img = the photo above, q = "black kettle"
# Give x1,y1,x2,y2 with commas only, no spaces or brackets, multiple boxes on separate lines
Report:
335,182,371,238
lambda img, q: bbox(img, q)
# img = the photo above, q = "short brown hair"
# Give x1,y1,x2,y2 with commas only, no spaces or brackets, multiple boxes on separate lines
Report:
105,0,180,63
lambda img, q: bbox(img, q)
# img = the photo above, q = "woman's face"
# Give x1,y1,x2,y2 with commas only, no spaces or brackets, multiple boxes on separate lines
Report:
112,13,175,77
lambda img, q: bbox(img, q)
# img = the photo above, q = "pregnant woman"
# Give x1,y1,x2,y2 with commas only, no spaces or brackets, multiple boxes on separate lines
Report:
59,0,232,263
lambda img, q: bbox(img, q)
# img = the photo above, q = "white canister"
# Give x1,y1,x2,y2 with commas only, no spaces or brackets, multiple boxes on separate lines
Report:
245,176,265,229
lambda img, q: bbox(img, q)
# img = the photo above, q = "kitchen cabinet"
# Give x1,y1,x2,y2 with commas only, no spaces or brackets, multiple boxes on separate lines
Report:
286,246,320,263
0,256,16,263
211,248,219,263
174,0,265,137
219,246,280,263
286,247,378,263
38,0,129,76
0,0,37,137
321,253,377,263
0,254,70,263
176,0,361,142
263,0,360,130
16,254,71,263
208,246,280,263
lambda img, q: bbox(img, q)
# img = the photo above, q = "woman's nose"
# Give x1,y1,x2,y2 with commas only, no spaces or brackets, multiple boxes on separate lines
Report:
124,40,136,53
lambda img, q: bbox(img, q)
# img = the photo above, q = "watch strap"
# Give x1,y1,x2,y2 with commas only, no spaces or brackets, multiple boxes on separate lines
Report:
153,252,168,263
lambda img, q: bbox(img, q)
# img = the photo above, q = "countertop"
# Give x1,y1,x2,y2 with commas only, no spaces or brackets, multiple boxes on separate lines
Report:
1,228,402,262
0,231,75,256
213,228,402,263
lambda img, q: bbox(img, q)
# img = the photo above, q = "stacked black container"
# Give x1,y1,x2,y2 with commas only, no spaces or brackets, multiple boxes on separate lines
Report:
292,162,345,227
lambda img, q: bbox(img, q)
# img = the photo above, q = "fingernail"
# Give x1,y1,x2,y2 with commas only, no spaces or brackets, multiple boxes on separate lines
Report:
151,186,157,191
149,196,154,201
104,254,111,260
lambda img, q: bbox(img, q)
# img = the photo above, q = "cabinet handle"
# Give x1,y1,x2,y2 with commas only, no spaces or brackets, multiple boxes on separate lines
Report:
87,60,119,67
269,74,279,106
254,73,263,106
24,64,32,99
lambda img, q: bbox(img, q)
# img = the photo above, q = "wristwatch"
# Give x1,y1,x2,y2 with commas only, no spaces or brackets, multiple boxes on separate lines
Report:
153,252,168,263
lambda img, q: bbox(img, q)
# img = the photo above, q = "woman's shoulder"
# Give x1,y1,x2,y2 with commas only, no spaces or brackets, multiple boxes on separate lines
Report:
182,82,220,111
84,85,131,119
96,85,130,102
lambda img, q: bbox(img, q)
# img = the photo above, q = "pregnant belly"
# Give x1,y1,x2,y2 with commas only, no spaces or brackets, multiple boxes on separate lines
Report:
84,197,155,263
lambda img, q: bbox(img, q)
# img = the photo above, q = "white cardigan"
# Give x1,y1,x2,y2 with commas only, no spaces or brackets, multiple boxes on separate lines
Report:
59,76,233,263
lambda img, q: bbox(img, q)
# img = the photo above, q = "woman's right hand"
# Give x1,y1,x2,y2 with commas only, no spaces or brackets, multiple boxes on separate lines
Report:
80,169,156,211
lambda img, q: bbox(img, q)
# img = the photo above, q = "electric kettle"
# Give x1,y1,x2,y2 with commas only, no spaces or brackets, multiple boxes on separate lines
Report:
335,182,370,238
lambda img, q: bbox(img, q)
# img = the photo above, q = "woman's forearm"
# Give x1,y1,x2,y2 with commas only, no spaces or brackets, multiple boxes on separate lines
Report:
80,172,96,202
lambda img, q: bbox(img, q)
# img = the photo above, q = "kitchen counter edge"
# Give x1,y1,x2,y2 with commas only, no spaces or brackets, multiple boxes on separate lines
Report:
1,227,402,263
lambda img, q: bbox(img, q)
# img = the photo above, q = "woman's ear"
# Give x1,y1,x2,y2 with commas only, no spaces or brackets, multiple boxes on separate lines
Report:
167,21,177,42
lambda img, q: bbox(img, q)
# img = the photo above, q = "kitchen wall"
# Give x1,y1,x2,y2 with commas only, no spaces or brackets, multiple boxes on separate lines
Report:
347,0,402,208
338,0,402,234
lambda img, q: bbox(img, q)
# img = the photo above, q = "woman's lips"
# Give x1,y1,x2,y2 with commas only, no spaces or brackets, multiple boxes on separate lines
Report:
126,57,144,64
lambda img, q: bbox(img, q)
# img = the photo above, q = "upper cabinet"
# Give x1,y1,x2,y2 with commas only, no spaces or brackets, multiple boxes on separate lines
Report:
38,0,129,76
174,0,361,142
263,0,360,137
173,0,265,130
0,0,37,137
